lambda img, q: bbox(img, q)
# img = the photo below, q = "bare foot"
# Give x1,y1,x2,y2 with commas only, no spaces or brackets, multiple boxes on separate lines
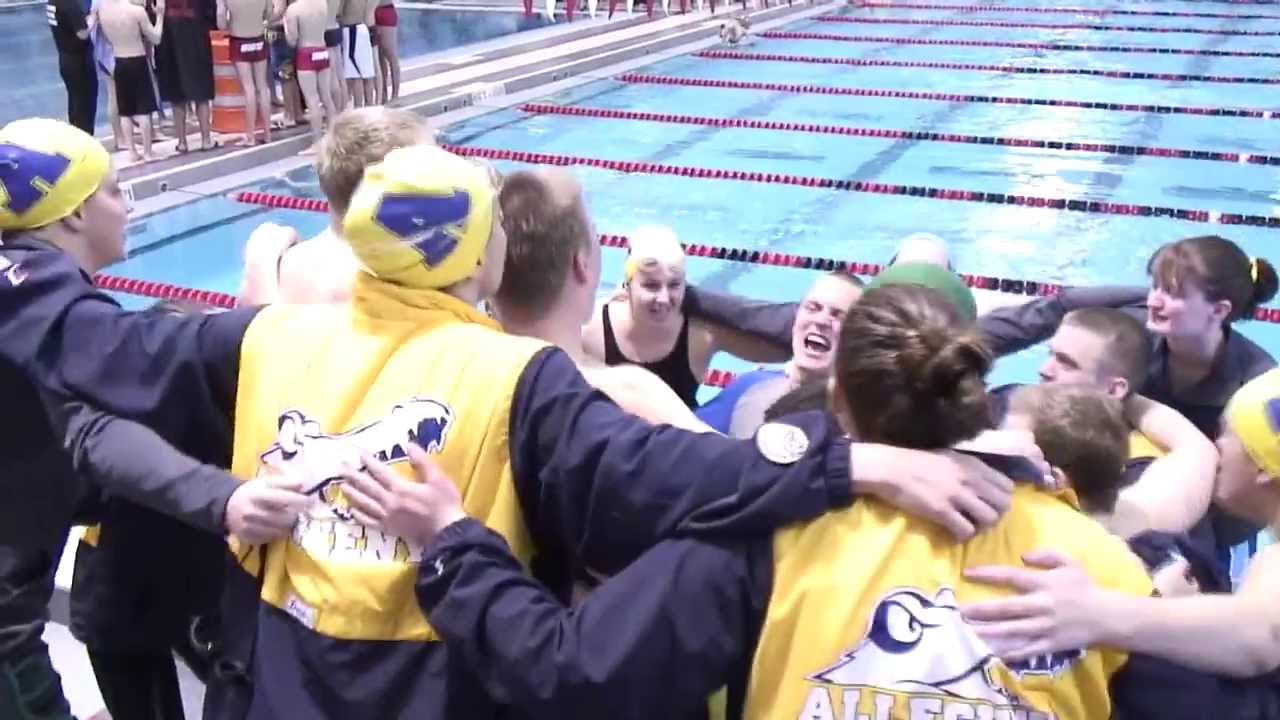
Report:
128,152,143,163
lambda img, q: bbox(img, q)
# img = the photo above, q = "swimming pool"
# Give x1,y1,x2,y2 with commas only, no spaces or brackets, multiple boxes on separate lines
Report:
111,0,1280,396
1,3,553,132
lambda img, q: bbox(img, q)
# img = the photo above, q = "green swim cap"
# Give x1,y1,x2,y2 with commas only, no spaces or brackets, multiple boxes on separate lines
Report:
865,261,977,322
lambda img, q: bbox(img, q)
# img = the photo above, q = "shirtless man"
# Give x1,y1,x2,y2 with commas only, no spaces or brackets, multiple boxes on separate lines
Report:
284,0,336,151
217,0,272,146
372,0,398,103
93,0,164,161
338,0,377,107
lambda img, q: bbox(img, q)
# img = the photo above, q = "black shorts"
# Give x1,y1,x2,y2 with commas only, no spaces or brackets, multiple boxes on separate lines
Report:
323,27,341,48
113,55,158,117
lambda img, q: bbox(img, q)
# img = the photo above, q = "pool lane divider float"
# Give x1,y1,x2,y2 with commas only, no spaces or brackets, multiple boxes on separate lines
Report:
226,190,1280,325
814,15,1280,35
419,144,1280,230
518,103,1280,165
694,49,1280,85
757,31,1280,59
617,73,1280,120
843,2,1280,19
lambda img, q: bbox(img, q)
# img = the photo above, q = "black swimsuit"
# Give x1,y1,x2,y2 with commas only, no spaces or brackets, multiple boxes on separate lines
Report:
601,304,701,409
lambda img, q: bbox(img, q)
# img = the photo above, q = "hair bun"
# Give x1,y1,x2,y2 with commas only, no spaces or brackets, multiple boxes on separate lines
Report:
1251,256,1279,309
923,336,991,396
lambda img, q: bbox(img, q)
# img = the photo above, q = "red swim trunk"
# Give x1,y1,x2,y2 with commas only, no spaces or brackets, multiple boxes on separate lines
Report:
374,4,397,27
295,46,331,72
229,35,268,63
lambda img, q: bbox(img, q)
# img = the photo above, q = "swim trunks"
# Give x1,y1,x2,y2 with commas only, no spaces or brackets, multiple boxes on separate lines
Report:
323,26,341,48
296,46,330,72
373,3,396,26
229,34,267,62
342,23,375,79
113,55,159,117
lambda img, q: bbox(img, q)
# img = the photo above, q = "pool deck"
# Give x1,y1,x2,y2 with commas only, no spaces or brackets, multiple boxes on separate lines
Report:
126,0,836,214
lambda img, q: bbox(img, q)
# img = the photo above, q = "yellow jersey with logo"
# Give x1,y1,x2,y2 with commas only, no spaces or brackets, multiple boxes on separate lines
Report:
229,274,548,642
745,484,1152,720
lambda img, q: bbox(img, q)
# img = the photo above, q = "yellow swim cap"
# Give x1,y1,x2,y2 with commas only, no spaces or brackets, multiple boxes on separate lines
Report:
1224,368,1280,481
342,144,496,290
624,224,685,280
0,118,109,231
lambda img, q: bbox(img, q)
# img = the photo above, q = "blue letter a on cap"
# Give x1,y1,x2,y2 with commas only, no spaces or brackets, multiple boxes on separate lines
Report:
0,144,72,216
374,191,472,267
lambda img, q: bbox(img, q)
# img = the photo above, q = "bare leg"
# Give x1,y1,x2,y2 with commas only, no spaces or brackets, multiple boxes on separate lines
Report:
252,59,272,142
284,78,303,126
232,61,258,145
196,101,213,149
124,116,141,162
103,72,125,149
331,51,347,111
376,24,399,103
172,102,189,152
361,78,376,107
140,114,155,161
296,69,323,152
316,66,336,127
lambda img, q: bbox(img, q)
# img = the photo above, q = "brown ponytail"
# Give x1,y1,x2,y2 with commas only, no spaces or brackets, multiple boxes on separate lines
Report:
834,285,993,449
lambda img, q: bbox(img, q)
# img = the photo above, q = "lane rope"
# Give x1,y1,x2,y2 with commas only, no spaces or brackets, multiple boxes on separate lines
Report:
694,49,1280,85
91,271,745,387
431,144,1280,231
814,14,1280,35
756,30,1280,58
617,73,1280,120
227,190,1280,324
843,2,1280,19
518,103,1280,165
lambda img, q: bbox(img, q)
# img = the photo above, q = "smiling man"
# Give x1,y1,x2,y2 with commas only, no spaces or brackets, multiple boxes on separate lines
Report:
696,271,864,437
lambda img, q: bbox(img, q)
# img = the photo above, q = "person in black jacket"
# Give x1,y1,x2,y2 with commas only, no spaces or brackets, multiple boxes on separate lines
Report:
47,0,98,133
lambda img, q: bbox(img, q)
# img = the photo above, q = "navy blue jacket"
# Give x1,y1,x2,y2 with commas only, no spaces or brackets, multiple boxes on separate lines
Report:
417,517,1269,720
0,237,856,718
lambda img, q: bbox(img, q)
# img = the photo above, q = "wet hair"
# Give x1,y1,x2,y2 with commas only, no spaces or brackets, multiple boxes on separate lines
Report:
763,379,830,422
1147,235,1278,323
1061,308,1152,395
493,169,593,315
834,284,992,449
1008,384,1129,514
316,108,431,217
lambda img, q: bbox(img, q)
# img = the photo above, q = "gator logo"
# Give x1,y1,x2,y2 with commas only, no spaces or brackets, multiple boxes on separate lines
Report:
799,586,1074,719
256,398,453,563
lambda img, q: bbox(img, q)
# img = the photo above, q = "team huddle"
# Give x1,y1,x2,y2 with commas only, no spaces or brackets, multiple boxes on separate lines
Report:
1,107,1278,720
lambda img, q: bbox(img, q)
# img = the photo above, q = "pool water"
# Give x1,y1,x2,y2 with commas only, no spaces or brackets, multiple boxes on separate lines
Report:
114,0,1280,391
1,3,553,132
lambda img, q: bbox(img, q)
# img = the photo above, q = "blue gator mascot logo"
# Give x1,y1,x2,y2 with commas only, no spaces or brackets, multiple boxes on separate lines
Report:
255,397,454,562
800,586,1081,719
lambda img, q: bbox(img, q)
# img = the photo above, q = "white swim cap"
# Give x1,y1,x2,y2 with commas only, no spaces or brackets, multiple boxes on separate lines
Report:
624,224,686,280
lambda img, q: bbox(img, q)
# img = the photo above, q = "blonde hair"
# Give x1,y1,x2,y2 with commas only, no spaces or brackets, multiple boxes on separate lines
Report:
316,108,433,217
624,225,685,281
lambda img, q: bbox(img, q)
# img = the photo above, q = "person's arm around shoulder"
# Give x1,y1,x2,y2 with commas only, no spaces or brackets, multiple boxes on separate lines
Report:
342,445,759,719
47,394,311,544
962,546,1280,678
586,363,717,433
1120,394,1217,533
508,347,1021,575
